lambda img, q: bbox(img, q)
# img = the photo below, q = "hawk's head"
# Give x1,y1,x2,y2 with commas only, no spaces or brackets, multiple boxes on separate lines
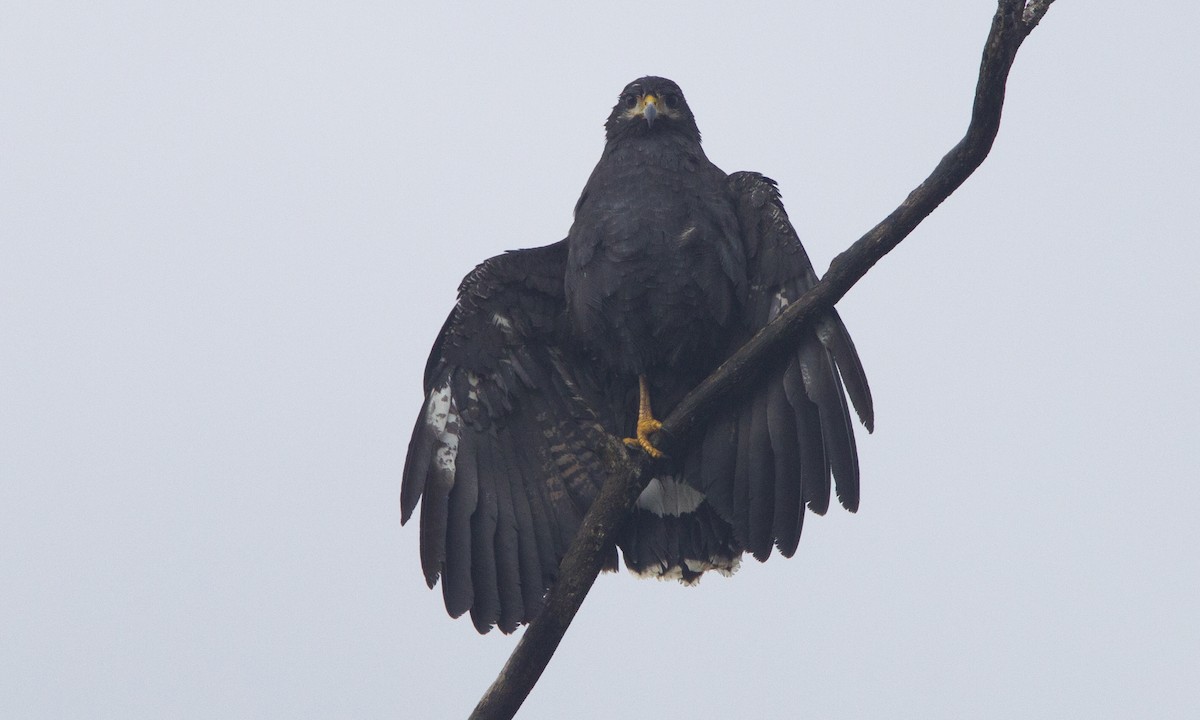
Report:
604,76,701,143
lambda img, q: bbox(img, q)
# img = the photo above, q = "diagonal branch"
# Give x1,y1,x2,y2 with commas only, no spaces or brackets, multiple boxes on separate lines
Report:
470,2,1055,718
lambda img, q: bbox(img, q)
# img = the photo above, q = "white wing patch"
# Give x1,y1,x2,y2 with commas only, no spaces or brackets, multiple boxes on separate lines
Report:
424,382,453,434
425,380,461,477
768,289,790,322
490,312,513,331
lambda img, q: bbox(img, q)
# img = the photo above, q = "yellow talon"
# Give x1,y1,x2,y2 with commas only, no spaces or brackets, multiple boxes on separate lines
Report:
623,375,665,458
624,417,665,458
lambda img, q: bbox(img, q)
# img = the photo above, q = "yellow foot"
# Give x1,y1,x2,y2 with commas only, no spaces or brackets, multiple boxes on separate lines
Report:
624,417,665,458
623,375,665,457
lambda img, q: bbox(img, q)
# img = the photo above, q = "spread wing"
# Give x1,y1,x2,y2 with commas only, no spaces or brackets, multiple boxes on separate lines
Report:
400,241,617,634
695,172,874,561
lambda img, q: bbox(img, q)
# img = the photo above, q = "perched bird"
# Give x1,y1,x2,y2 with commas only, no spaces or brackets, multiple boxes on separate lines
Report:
402,76,874,634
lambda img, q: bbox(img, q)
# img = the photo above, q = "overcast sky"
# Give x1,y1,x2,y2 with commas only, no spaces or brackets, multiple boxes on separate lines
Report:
3,2,1199,718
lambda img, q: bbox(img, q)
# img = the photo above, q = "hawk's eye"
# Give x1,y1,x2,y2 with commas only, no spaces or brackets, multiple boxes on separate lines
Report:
622,94,638,109
663,94,680,109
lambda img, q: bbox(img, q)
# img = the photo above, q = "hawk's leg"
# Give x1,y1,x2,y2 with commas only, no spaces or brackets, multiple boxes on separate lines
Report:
623,374,665,458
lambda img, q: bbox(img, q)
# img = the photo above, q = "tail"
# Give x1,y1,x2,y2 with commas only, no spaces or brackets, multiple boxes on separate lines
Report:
617,475,742,582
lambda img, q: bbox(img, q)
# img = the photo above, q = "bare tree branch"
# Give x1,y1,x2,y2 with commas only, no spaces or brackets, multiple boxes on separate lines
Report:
470,2,1055,717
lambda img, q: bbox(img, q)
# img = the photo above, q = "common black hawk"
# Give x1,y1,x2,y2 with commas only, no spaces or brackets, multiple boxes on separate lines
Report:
402,76,874,634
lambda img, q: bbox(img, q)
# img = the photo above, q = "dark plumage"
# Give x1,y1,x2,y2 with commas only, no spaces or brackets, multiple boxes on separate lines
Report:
401,76,874,634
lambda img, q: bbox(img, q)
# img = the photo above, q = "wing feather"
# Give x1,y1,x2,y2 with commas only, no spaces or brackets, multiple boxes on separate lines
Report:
731,400,753,548
401,241,609,633
799,335,860,512
467,439,502,634
702,171,872,556
442,422,476,618
782,357,830,516
745,386,776,561
698,415,737,522
767,375,803,557
486,437,525,634
497,438,546,622
513,438,563,585
818,311,875,432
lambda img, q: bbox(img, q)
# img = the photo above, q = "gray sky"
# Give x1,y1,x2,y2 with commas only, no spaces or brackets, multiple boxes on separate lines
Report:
3,2,1198,718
